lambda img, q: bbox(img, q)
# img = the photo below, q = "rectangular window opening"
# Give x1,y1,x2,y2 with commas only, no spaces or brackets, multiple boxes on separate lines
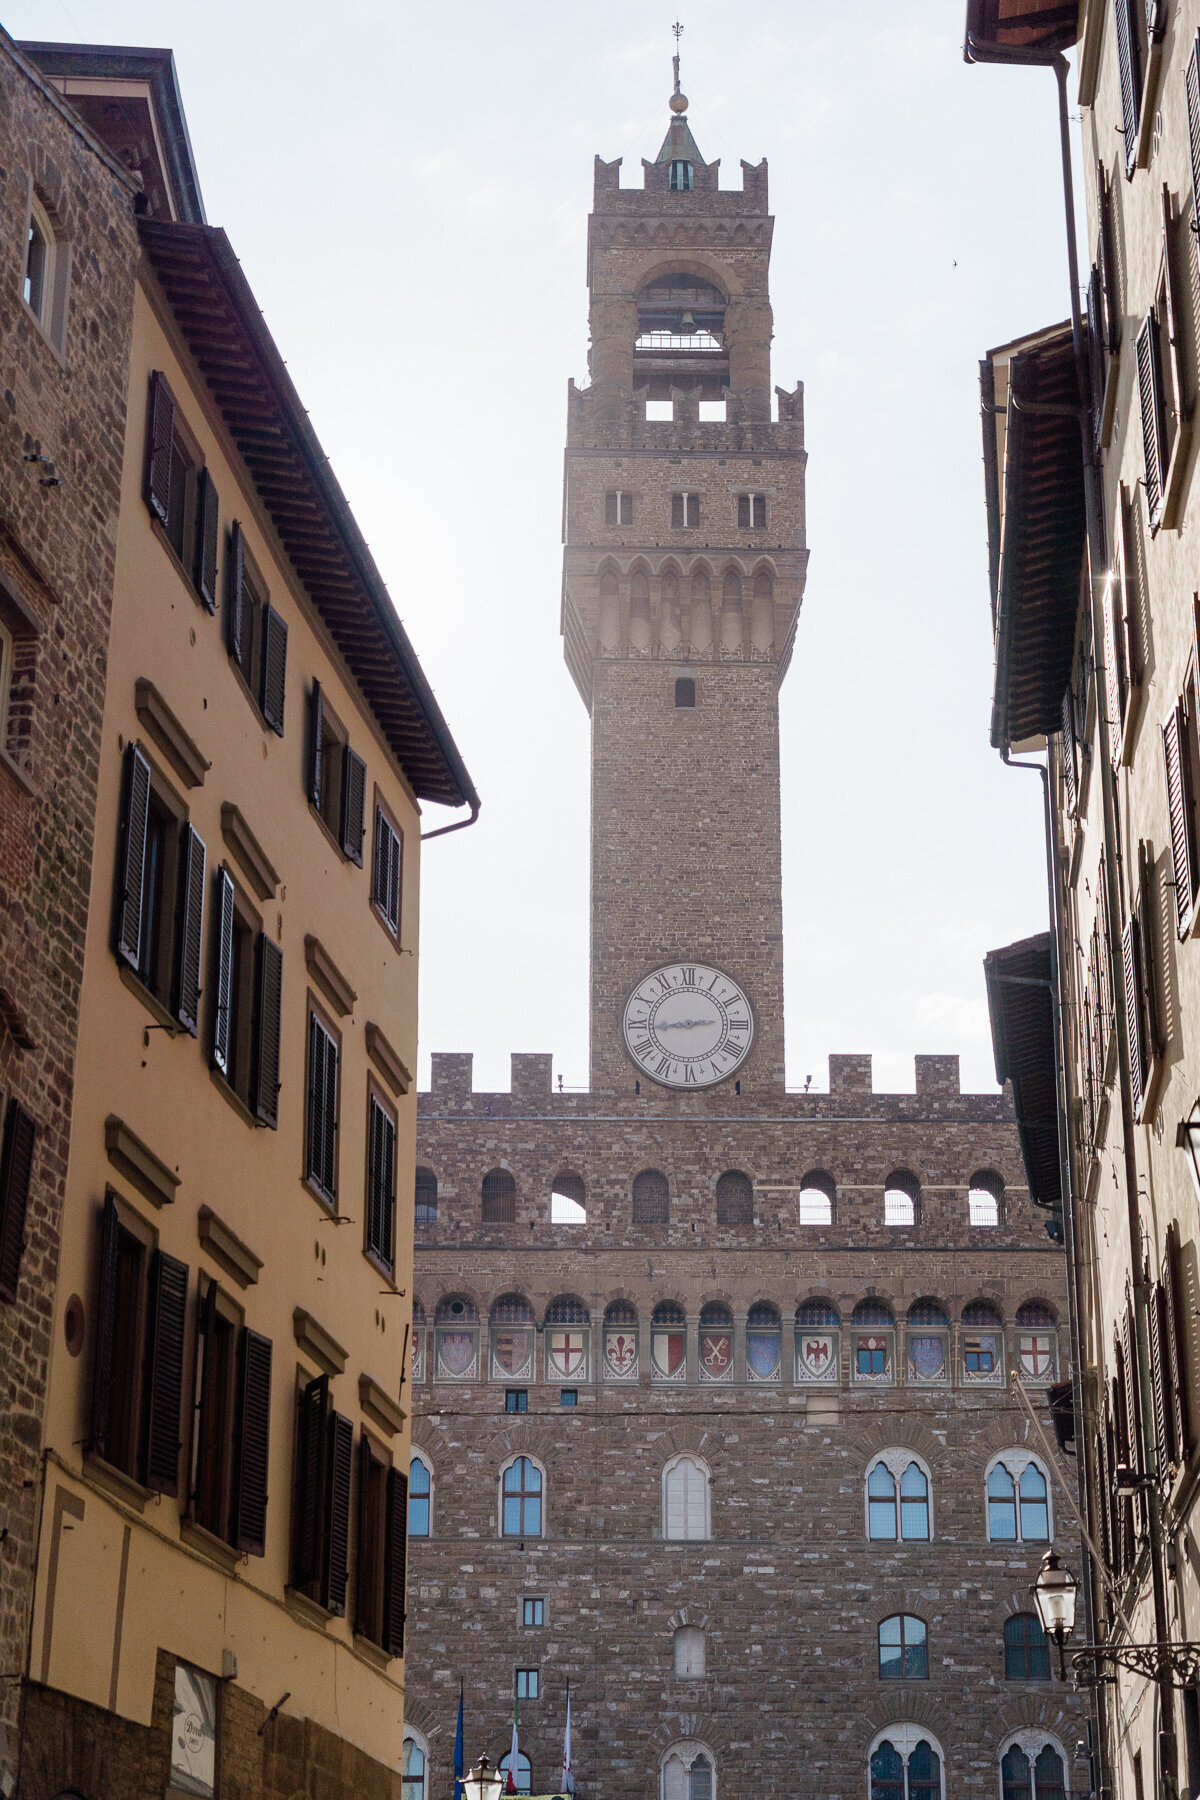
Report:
515,1669,539,1701
646,399,674,422
522,1597,545,1627
505,1390,528,1413
698,399,726,422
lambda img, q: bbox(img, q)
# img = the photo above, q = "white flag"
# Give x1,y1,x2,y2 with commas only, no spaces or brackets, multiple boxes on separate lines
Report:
561,1683,574,1793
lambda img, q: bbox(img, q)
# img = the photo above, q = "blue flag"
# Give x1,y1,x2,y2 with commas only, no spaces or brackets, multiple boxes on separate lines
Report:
454,1680,464,1800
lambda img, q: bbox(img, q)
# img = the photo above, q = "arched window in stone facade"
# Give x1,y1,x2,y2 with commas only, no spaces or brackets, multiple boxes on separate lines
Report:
798,1171,834,1224
883,1170,920,1227
674,1624,705,1676
866,1451,932,1542
550,1170,586,1223
481,1167,516,1222
1000,1735,1068,1800
408,1454,432,1537
968,1169,1003,1226
663,1454,710,1540
1004,1612,1050,1679
500,1455,543,1538
715,1169,753,1225
633,1168,670,1223
414,1165,437,1224
868,1727,944,1800
402,1735,428,1800
986,1451,1052,1543
662,1743,715,1800
878,1614,928,1680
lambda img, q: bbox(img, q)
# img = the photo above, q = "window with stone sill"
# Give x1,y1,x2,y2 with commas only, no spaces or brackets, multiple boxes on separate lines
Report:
89,1191,185,1496
1004,1612,1050,1680
144,372,218,606
0,583,38,784
878,1614,928,1680
209,868,282,1129
674,1624,705,1677
113,743,207,1037
501,1455,543,1537
24,191,69,352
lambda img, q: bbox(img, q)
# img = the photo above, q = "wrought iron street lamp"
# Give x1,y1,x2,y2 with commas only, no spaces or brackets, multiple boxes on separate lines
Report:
1031,1549,1078,1679
1031,1549,1200,1687
462,1755,504,1800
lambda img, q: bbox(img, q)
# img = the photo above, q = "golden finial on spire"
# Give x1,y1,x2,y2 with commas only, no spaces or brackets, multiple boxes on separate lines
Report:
670,20,688,113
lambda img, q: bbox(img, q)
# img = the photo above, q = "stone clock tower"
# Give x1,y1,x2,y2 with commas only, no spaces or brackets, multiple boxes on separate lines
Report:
561,75,807,1096
408,66,1074,1800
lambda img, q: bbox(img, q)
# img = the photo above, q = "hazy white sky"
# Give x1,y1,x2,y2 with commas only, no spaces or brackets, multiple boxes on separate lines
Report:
13,0,1078,1095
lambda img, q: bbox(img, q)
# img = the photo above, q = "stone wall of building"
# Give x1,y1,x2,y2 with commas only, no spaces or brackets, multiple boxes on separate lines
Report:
0,37,139,1782
408,1056,1086,1800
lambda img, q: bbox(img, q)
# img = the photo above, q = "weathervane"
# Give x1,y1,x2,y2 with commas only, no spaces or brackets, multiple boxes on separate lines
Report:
670,20,688,114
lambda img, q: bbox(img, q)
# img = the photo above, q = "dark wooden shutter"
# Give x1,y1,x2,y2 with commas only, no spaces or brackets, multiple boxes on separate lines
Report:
605,492,617,525
1188,36,1200,233
383,1464,408,1657
145,371,175,525
1165,703,1195,932
291,1373,330,1592
1137,314,1165,524
1087,266,1105,444
355,1430,376,1633
326,1410,353,1615
193,468,220,611
1115,0,1141,178
340,749,367,865
174,824,206,1036
143,1250,188,1494
227,523,248,669
0,1099,35,1304
232,1327,272,1555
367,1097,396,1272
252,934,283,1129
1104,577,1124,762
1097,163,1119,354
307,1014,337,1196
211,867,235,1075
89,1192,121,1459
1061,685,1078,812
308,682,324,809
374,814,401,934
260,606,288,737
115,744,152,969
1123,917,1146,1114
1166,1226,1192,1457
1149,1278,1172,1473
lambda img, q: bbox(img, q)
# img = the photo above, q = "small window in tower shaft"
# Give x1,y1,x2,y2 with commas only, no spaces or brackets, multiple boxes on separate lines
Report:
675,678,695,709
605,491,634,527
669,160,693,192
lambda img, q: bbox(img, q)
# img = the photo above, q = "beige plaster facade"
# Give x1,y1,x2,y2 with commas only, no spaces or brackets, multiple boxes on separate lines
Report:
3,39,475,1800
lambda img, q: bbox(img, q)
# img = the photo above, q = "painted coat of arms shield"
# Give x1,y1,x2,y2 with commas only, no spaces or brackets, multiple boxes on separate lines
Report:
908,1334,946,1382
699,1333,732,1380
491,1327,534,1380
436,1329,477,1380
1018,1332,1053,1380
548,1329,587,1379
797,1331,836,1382
604,1330,638,1379
652,1329,686,1380
746,1331,781,1380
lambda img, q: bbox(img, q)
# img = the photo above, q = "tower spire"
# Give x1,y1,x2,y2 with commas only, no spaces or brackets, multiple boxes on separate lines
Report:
670,20,688,114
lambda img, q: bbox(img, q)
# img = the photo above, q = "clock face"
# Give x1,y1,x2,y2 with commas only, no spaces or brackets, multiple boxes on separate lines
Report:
621,961,755,1089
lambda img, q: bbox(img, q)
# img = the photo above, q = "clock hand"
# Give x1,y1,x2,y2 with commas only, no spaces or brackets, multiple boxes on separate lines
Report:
656,1017,718,1031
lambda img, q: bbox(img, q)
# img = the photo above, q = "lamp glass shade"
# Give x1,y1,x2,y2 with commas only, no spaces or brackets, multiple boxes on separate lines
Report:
463,1759,504,1800
1032,1551,1078,1638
